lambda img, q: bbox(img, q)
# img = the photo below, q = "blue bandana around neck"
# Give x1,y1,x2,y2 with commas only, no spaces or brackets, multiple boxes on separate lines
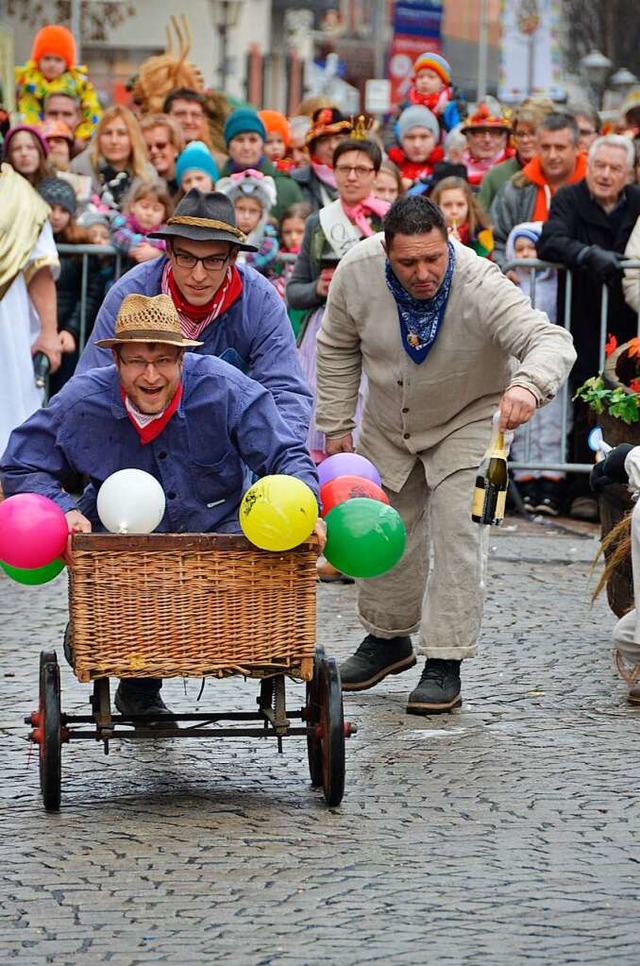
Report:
385,240,456,364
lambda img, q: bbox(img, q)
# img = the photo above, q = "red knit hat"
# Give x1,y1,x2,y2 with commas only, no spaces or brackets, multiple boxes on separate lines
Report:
31,25,76,69
258,110,291,150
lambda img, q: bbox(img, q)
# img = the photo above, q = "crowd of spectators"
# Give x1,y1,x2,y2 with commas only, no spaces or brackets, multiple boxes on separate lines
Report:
3,22,640,520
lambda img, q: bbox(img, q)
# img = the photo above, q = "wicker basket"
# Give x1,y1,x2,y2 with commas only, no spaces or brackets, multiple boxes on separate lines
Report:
68,533,318,683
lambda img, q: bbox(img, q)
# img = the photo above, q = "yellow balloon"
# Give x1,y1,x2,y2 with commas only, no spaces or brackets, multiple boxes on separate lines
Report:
240,475,318,551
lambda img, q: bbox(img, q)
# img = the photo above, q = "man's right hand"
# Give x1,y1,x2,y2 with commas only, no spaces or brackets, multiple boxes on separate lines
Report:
63,510,92,567
325,434,355,456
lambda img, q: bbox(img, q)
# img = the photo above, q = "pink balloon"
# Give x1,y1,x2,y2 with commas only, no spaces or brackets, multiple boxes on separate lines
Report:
317,453,382,488
0,494,69,569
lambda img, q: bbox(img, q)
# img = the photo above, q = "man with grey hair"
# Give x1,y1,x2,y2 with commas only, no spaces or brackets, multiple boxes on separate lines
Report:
538,134,640,517
490,112,586,269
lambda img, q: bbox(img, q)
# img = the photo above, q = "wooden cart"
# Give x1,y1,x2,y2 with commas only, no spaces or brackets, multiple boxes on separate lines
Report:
27,533,356,811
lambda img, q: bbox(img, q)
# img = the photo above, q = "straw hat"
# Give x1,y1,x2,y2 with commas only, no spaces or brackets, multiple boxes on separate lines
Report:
95,294,203,349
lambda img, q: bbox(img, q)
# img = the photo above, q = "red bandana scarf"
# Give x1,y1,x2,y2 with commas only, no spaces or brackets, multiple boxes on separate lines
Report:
161,262,243,340
121,382,183,445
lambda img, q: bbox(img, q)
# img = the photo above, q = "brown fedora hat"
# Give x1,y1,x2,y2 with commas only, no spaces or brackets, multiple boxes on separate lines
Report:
95,294,203,349
148,187,258,251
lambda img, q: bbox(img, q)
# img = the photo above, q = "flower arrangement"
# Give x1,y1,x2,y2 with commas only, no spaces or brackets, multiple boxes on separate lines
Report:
574,335,640,424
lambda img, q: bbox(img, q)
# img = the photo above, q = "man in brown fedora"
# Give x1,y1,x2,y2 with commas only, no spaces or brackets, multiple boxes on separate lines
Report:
1,293,323,723
78,188,312,442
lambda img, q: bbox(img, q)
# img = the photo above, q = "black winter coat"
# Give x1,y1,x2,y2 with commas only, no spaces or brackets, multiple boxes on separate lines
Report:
538,180,640,385
50,252,106,396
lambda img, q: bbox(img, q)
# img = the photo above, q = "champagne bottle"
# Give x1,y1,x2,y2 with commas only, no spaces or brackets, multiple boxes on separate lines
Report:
472,417,509,526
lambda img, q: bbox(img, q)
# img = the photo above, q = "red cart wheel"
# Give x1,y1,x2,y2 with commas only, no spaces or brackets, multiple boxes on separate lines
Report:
38,651,62,812
317,657,345,807
306,645,325,787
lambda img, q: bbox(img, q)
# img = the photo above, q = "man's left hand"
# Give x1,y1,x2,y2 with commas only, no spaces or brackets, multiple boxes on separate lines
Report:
499,387,537,431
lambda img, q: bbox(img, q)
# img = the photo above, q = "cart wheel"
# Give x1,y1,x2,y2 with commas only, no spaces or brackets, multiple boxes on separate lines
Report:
306,645,325,788
38,651,62,812
317,657,346,807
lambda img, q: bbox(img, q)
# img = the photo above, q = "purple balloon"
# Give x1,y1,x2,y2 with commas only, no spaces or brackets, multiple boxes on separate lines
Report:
318,453,382,488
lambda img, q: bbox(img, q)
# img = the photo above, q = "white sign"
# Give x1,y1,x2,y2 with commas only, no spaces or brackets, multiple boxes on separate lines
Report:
499,0,565,102
365,79,392,115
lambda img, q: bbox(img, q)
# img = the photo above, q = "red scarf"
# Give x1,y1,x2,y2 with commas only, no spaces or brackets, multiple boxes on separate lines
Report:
121,382,183,446
408,85,451,119
388,144,444,184
340,194,390,236
162,262,243,339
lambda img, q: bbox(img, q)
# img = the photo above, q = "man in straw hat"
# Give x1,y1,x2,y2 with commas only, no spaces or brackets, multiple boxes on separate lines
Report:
1,293,323,724
78,188,312,443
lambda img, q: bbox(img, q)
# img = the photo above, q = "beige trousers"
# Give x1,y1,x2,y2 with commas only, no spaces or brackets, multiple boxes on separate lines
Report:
357,456,486,661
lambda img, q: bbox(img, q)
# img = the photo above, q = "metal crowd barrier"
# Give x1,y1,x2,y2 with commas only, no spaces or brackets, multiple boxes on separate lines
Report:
55,244,124,353
502,258,640,475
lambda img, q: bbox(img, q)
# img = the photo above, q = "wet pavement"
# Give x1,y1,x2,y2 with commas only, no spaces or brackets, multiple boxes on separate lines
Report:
1,512,639,964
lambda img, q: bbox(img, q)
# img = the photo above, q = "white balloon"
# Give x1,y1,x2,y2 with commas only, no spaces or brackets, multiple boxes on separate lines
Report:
97,469,166,534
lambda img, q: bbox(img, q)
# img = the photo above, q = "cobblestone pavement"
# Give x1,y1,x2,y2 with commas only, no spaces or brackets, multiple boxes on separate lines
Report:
1,514,639,965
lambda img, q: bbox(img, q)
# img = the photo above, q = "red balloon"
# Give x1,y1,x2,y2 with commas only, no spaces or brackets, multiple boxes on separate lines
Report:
320,475,389,518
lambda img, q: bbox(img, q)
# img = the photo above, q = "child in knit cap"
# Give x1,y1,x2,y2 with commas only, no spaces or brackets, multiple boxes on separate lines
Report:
110,182,171,265
16,25,102,149
406,52,460,136
388,105,444,189
216,168,280,276
174,140,220,196
258,110,294,172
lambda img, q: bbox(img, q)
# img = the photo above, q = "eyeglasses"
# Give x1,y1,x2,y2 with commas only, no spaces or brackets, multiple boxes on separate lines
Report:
514,130,535,140
147,140,169,151
334,164,375,177
119,355,181,372
172,250,231,271
579,128,596,137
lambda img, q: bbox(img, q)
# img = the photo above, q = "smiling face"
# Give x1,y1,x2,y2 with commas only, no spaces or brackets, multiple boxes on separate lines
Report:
228,132,263,169
334,149,377,206
115,344,184,415
8,132,42,175
466,127,507,161
144,125,177,177
168,237,237,306
537,127,579,186
385,229,449,300
99,119,132,169
587,143,632,209
168,99,207,143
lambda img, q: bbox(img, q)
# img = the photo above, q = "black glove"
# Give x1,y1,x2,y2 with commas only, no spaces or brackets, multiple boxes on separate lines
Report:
590,443,635,493
581,246,623,284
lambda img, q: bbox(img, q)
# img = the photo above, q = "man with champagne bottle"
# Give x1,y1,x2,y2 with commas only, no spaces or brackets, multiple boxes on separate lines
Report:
315,195,576,714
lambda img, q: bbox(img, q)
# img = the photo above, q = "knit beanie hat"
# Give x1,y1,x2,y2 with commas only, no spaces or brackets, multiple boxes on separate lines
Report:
258,110,291,150
31,25,76,69
215,168,277,219
3,124,49,159
223,108,267,146
175,141,220,186
412,52,451,86
38,176,77,215
397,105,440,143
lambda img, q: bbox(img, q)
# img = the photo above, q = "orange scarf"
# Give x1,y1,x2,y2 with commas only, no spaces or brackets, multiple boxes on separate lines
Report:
522,153,588,222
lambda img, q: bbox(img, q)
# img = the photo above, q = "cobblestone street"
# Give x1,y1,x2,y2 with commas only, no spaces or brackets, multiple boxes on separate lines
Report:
1,516,639,965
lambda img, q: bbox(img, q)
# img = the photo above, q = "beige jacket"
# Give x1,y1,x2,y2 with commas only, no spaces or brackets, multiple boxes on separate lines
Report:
623,216,640,313
316,234,576,492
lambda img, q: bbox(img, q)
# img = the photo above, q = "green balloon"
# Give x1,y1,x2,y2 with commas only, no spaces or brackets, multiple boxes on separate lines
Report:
324,498,406,579
0,557,66,585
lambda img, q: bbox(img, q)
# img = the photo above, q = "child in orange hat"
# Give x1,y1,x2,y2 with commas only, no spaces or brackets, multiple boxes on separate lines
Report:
16,25,102,149
258,109,294,172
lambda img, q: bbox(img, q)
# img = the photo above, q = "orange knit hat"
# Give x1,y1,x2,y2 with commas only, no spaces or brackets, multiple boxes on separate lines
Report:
31,25,76,69
258,110,291,150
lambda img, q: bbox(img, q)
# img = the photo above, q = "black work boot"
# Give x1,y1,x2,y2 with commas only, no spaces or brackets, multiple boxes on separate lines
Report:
114,678,174,729
406,659,462,715
340,634,416,691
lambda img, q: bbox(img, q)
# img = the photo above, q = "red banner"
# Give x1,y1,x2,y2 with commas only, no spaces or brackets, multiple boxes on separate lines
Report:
388,35,442,105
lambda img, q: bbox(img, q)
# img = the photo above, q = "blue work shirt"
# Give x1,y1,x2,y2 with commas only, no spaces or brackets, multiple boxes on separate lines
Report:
77,257,313,443
0,354,319,533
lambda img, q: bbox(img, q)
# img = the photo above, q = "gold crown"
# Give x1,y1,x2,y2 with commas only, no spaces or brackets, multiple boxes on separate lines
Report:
350,114,375,141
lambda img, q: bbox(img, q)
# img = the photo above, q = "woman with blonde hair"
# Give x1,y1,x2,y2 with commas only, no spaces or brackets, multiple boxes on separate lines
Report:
70,104,157,210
